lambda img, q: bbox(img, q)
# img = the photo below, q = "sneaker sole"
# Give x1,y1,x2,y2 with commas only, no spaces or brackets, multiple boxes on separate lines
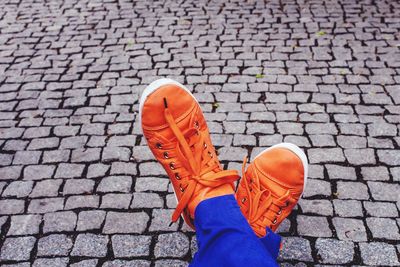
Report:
253,142,308,198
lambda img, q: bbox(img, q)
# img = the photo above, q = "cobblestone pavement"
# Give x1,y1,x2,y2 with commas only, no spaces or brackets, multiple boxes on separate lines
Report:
0,0,399,266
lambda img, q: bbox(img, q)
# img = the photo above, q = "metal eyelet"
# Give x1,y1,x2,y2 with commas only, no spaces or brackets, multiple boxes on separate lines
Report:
156,143,162,149
180,184,185,192
169,162,175,170
277,208,282,215
272,218,277,224
241,197,246,204
203,143,207,149
175,173,181,180
163,152,169,159
194,121,199,129
208,151,213,158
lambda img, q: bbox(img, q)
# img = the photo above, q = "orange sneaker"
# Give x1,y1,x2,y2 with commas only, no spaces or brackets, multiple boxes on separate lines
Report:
139,78,240,229
236,143,308,237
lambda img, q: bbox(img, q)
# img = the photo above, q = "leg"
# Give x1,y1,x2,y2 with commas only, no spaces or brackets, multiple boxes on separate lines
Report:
259,228,282,259
190,195,279,267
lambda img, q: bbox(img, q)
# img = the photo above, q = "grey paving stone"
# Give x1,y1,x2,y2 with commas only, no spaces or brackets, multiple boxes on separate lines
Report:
368,181,400,202
28,197,64,214
315,238,354,264
23,127,50,139
107,135,136,147
55,163,85,178
42,149,70,163
3,140,29,151
246,122,274,134
2,181,33,198
377,149,400,166
101,193,132,209
368,122,397,137
71,148,101,162
0,166,22,180
135,177,169,192
154,260,187,267
306,123,338,135
149,209,179,232
65,195,99,209
13,150,41,165
138,162,165,176
333,199,364,217
333,217,367,242
110,162,137,175
43,211,77,233
71,234,109,257
391,167,400,181
112,235,152,257
33,258,69,267
279,237,313,262
297,215,332,237
97,175,132,193
1,262,31,267
218,147,248,161
0,128,25,139
0,153,13,166
59,136,88,149
30,179,63,198
76,210,106,231
103,211,149,234
344,148,376,165
359,242,400,266
70,259,98,267
298,199,333,216
0,199,25,215
154,232,189,258
366,217,400,240
23,165,55,180
364,201,399,217
8,214,42,236
102,146,131,162
361,166,390,181
27,137,59,150
336,181,370,200
103,260,151,267
308,148,345,163
131,193,163,209
37,234,73,256
87,163,110,178
233,134,256,146
302,179,332,197
63,179,94,195
309,134,336,147
132,146,156,161
326,164,357,180
0,236,36,261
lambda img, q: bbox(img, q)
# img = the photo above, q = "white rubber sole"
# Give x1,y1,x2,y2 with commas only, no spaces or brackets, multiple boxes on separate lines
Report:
253,142,308,197
139,78,198,225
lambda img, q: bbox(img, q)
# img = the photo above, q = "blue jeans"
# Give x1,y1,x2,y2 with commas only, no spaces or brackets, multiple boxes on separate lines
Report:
190,194,281,267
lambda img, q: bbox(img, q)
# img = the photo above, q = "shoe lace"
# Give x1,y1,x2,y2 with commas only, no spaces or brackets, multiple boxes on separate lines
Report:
241,157,295,233
163,98,240,223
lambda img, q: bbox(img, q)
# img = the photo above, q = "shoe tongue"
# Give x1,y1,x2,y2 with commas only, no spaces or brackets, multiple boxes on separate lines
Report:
155,112,194,141
250,164,288,198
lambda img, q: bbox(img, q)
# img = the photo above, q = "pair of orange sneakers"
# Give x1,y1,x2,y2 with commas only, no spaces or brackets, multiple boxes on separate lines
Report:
139,79,308,238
